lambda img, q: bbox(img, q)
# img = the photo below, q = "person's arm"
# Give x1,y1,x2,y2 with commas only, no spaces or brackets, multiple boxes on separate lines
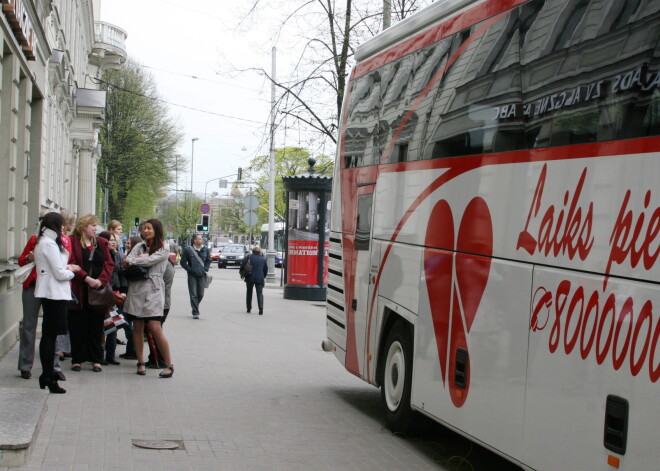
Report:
204,248,212,272
96,238,115,286
129,246,169,266
262,257,268,277
44,242,75,281
179,247,191,272
18,236,36,266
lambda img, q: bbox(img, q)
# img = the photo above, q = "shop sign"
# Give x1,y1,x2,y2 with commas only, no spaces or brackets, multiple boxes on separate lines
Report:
2,0,36,60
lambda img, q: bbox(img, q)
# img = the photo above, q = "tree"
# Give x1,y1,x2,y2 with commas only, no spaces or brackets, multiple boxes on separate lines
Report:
96,60,183,230
236,1,433,151
244,147,333,226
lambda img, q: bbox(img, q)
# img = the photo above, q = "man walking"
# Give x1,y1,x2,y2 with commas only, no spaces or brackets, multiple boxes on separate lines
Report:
180,234,211,319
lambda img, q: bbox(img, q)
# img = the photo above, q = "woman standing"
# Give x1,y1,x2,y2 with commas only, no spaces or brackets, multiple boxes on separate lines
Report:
122,219,174,378
68,214,114,372
33,212,80,393
107,220,124,252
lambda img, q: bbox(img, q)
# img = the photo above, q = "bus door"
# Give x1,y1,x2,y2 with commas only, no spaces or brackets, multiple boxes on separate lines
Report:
343,184,376,379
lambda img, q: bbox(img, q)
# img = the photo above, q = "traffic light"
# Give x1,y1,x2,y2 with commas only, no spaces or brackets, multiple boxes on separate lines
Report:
201,214,210,231
134,217,139,227
196,224,204,232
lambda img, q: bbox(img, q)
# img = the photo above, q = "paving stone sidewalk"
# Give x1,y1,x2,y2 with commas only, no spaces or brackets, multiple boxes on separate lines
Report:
0,268,476,471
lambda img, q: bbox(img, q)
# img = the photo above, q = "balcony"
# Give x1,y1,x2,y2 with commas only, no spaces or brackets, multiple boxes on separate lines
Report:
90,21,127,70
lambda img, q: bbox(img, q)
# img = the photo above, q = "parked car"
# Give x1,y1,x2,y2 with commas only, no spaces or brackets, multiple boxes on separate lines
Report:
210,247,222,262
218,244,249,268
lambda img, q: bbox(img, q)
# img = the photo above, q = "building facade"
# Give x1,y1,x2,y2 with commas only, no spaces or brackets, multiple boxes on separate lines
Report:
0,0,126,355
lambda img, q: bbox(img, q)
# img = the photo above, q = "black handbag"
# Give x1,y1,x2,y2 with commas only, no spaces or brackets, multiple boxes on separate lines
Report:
122,265,150,281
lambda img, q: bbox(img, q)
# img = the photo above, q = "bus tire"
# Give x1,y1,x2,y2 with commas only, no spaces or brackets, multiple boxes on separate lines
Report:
380,321,415,435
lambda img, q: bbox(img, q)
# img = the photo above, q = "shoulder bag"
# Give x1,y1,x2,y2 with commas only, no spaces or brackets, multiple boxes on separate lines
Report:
122,243,150,281
191,247,212,288
86,245,117,308
15,262,35,284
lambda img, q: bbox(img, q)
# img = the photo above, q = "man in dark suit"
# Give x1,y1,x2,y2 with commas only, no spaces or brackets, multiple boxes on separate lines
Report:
180,234,211,319
240,246,268,315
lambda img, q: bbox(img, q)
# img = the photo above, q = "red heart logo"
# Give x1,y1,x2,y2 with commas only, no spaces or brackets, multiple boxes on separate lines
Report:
424,197,493,407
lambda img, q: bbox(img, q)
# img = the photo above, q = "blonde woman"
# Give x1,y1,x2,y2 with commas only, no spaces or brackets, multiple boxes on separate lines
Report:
67,214,114,372
108,219,124,252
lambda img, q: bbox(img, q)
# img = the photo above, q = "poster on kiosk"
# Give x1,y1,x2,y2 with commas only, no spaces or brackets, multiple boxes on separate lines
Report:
286,190,329,286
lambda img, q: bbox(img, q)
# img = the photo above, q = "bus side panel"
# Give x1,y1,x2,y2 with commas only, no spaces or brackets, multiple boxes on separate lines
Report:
326,233,347,353
412,255,532,460
523,268,660,471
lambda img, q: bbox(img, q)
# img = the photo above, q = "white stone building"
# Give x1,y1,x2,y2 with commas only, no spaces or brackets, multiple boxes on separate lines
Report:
0,0,126,355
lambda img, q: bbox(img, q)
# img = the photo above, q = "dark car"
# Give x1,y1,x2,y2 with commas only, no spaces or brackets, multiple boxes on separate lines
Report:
218,244,249,268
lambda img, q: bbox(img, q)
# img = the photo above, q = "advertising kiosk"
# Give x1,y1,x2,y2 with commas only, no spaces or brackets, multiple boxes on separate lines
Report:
282,159,332,300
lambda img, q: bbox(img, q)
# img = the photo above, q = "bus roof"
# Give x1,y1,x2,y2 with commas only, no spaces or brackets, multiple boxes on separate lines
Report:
355,0,478,62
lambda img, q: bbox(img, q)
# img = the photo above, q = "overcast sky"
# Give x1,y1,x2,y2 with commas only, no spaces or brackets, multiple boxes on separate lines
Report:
100,0,281,200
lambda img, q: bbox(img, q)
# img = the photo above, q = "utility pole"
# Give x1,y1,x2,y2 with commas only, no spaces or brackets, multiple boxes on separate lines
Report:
266,46,277,283
384,0,391,29
190,137,199,241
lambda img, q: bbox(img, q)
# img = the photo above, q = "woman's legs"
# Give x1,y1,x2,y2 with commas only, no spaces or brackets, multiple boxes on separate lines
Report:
132,319,145,369
148,321,172,370
39,299,67,380
18,286,41,374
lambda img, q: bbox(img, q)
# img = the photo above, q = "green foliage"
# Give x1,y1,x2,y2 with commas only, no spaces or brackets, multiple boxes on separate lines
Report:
97,60,183,230
244,147,333,226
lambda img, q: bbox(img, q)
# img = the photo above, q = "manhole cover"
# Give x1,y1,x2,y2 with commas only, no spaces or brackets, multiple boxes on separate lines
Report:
132,440,180,450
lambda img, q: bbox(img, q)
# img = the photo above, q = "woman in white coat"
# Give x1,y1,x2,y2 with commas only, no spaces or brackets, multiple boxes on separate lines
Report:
122,219,174,378
34,212,80,393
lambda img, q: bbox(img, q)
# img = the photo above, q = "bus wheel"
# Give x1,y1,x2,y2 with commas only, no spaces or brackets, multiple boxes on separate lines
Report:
380,321,415,435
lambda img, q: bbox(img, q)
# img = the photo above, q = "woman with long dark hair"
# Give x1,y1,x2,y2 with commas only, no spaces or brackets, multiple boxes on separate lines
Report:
122,219,174,378
68,214,114,372
33,212,80,393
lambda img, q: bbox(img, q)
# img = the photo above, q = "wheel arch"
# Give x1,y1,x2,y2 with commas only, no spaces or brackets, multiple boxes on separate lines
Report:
375,304,415,388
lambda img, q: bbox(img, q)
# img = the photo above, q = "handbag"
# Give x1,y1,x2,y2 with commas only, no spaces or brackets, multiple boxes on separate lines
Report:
122,244,150,281
15,262,35,284
104,311,127,335
190,247,212,287
85,245,116,308
88,283,116,308
122,265,150,281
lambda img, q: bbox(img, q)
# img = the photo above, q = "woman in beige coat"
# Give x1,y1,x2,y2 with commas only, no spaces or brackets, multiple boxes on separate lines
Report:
122,219,174,378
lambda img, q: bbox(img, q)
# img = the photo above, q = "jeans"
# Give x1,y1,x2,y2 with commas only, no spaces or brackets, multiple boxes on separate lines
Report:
245,282,264,312
187,275,206,315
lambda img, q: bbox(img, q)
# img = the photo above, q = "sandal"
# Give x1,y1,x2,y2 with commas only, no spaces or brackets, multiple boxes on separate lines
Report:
136,362,146,376
159,365,174,379
71,364,82,372
92,364,102,372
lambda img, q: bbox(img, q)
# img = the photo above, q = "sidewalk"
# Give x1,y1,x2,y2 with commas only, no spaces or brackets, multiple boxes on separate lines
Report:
0,269,452,470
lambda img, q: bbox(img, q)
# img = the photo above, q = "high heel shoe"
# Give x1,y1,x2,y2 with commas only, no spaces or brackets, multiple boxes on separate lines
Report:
136,362,146,376
159,365,174,378
38,375,66,394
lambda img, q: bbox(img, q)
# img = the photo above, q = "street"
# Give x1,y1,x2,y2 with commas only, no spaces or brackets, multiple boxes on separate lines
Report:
0,266,521,470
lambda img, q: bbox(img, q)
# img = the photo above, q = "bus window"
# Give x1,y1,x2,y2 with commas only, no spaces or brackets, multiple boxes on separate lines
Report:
355,193,373,251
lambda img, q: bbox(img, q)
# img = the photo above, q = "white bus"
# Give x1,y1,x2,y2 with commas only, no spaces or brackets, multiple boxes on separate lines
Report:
260,222,285,266
324,1,659,470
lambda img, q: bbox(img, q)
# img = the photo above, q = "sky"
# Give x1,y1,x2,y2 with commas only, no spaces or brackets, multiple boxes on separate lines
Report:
100,0,283,201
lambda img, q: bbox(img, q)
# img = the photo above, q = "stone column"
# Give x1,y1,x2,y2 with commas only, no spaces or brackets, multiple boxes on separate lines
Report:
74,139,97,216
